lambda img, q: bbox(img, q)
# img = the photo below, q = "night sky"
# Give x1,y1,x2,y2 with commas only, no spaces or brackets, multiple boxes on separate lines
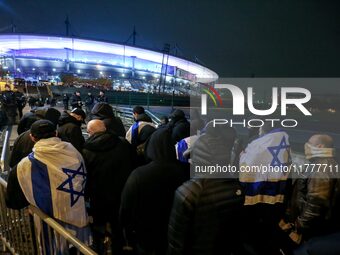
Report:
1,0,340,77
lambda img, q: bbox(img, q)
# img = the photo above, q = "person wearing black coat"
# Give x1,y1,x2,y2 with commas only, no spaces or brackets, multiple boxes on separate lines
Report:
91,102,126,137
83,119,135,254
96,90,108,103
17,107,50,135
15,91,26,119
1,85,17,125
9,131,34,168
120,127,189,255
168,109,190,144
57,108,86,152
124,107,156,167
62,94,69,110
84,92,95,115
9,107,61,168
168,125,245,255
70,91,82,109
125,106,156,146
28,96,37,109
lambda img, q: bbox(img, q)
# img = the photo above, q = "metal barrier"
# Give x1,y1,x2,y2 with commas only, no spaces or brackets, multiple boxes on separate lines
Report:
0,105,160,254
112,106,161,127
0,126,97,255
0,126,11,172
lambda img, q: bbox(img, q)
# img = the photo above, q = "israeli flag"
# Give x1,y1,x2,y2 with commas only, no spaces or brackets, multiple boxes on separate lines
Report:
16,137,88,228
126,121,156,145
239,129,291,205
175,135,199,163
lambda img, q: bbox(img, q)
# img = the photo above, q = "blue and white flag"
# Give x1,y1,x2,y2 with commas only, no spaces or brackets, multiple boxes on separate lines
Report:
239,129,291,205
17,137,88,228
126,121,156,145
175,135,199,163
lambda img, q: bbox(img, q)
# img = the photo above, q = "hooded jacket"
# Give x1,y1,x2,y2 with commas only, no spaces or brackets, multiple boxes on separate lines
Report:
10,108,61,168
91,102,126,137
17,107,60,135
120,127,189,255
1,90,17,116
167,125,245,255
292,157,340,238
70,94,82,108
82,131,135,222
168,109,190,144
57,111,85,152
125,113,156,146
168,179,245,255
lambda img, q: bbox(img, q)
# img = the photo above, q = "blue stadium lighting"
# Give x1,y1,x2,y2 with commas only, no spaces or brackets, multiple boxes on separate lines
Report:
0,34,218,82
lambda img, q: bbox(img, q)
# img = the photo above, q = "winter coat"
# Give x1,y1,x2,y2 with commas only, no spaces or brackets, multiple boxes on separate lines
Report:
167,124,244,255
293,157,340,238
17,107,58,135
70,94,82,108
9,131,34,168
57,112,85,152
125,113,156,146
82,132,135,222
91,102,126,137
168,178,245,255
96,95,108,103
84,95,95,107
10,108,61,167
168,110,190,144
1,90,17,117
120,127,189,255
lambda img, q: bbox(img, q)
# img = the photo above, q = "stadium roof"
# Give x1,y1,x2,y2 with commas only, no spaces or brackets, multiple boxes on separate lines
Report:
0,34,218,82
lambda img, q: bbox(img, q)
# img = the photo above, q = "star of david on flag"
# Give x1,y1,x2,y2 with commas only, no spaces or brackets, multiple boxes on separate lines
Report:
57,163,86,207
268,136,291,167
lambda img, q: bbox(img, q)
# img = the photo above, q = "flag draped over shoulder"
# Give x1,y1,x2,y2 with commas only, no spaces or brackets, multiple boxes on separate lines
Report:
175,135,199,163
17,137,88,228
239,129,291,205
126,121,156,144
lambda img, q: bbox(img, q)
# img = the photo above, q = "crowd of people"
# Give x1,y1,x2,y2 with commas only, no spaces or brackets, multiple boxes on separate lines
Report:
0,85,26,125
62,90,109,113
2,98,340,255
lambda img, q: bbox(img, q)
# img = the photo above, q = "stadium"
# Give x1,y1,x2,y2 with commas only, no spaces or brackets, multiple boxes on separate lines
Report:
0,34,218,95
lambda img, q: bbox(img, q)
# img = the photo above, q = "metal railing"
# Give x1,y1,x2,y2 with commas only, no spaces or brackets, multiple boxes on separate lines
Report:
0,126,97,255
112,106,161,127
0,126,11,172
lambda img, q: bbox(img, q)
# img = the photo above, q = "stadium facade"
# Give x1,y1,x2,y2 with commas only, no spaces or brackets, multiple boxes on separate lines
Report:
0,34,218,87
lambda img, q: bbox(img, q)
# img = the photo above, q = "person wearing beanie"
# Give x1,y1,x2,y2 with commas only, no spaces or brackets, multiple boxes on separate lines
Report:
168,109,190,144
58,108,86,152
91,102,126,137
9,107,61,168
